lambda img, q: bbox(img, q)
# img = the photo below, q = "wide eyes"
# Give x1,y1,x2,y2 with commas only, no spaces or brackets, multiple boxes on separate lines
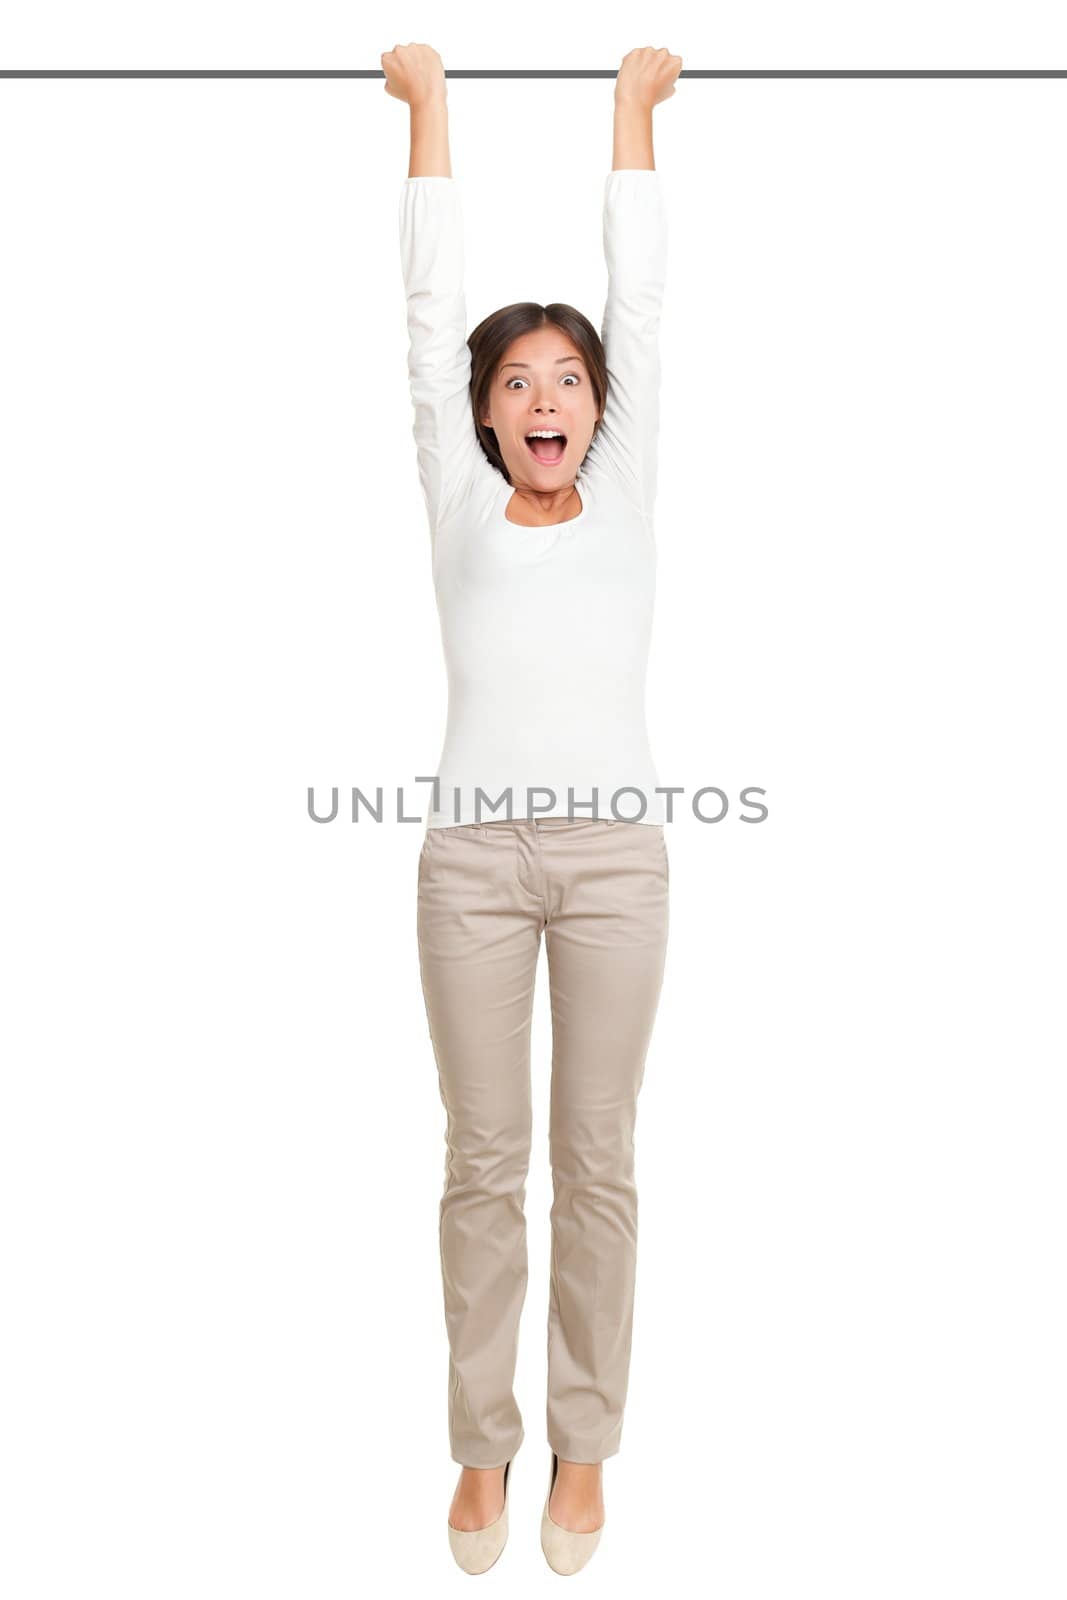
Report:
505,373,580,390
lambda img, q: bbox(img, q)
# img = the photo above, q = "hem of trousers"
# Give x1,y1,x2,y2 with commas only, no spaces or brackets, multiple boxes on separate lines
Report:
450,1435,524,1470
546,1435,623,1465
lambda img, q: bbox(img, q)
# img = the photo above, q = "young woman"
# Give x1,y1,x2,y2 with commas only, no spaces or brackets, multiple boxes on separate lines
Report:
384,41,682,1574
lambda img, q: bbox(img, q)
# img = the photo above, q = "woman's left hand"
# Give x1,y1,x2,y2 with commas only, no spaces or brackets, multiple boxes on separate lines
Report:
614,46,683,111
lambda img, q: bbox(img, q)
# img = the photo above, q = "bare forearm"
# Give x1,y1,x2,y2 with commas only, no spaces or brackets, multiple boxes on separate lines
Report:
612,100,655,171
408,92,451,178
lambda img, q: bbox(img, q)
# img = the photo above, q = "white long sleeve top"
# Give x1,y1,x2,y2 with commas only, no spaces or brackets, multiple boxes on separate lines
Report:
399,169,667,831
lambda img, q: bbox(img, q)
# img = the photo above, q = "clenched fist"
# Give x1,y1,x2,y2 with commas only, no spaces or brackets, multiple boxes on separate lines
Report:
615,47,683,110
381,43,447,108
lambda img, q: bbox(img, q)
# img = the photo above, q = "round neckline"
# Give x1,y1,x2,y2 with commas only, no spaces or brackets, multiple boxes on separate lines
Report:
498,476,588,531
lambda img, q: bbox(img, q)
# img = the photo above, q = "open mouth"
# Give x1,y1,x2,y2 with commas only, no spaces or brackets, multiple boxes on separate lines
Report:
525,430,567,465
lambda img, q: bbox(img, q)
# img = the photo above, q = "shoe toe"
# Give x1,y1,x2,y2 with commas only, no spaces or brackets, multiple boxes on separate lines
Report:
540,1498,604,1575
448,1507,509,1575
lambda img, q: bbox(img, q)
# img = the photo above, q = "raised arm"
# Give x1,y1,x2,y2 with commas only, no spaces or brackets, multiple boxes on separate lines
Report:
384,43,486,533
590,48,682,522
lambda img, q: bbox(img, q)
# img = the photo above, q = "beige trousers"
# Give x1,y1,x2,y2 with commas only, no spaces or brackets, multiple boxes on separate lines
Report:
416,816,670,1468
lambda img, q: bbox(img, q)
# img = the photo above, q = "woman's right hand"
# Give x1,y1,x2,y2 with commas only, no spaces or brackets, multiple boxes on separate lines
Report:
381,43,447,108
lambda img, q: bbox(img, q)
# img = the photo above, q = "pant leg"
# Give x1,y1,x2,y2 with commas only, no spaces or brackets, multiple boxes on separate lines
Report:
416,822,544,1468
540,819,670,1463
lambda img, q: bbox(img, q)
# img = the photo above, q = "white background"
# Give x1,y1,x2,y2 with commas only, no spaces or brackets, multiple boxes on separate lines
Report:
2,4,1065,1595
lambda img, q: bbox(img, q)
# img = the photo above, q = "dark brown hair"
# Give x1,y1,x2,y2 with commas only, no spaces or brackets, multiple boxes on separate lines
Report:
467,303,607,484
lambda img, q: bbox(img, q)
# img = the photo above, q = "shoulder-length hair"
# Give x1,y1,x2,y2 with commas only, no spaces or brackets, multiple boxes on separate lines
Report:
467,303,607,483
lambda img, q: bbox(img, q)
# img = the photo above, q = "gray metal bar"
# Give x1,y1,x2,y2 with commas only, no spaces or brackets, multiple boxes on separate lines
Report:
1,68,1065,79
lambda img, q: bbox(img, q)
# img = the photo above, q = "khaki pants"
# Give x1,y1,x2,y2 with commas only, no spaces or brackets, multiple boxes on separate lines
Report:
416,816,670,1467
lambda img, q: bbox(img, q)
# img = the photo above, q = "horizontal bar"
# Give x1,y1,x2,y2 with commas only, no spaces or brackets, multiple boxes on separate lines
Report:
1,68,1065,79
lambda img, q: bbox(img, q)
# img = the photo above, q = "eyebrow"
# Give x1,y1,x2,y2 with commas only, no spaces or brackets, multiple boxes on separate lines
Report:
499,356,586,372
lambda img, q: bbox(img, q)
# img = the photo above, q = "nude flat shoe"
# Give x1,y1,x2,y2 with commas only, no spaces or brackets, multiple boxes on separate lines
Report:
447,1458,512,1575
540,1450,605,1576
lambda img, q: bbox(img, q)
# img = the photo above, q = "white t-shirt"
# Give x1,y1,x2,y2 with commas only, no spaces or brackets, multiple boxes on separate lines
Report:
399,169,667,831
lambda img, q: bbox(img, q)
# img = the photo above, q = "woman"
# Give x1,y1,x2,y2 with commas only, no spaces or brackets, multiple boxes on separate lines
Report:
384,41,682,1574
